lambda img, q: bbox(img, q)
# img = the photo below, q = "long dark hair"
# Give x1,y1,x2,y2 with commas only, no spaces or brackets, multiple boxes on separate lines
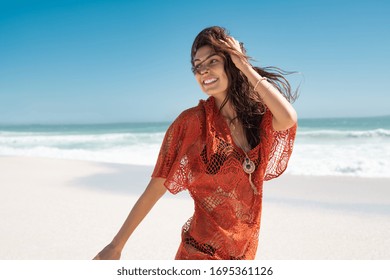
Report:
191,26,298,148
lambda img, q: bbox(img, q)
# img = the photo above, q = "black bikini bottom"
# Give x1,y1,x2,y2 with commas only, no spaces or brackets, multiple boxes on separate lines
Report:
184,236,245,260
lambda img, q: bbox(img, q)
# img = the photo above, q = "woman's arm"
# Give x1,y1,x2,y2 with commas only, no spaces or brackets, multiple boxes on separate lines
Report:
226,37,298,131
93,177,167,259
240,64,297,131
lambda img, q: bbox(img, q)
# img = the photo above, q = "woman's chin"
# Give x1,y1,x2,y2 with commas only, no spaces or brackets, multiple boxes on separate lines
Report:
204,90,227,100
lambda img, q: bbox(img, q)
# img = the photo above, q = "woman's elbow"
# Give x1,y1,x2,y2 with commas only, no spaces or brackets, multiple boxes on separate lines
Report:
289,110,298,127
273,110,298,131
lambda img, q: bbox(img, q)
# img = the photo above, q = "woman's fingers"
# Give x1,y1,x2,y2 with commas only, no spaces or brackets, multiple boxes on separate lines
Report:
219,36,249,69
220,37,243,55
227,36,242,51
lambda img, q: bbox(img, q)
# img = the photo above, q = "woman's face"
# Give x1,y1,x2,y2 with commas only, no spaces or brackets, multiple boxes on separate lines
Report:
193,45,229,100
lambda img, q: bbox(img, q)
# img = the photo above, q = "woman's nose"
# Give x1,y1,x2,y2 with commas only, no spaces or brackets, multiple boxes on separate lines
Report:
198,65,209,74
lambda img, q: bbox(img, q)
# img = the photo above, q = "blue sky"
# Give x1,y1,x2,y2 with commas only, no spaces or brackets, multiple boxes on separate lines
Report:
0,0,389,124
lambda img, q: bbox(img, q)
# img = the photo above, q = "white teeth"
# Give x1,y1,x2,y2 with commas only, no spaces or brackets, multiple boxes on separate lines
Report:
204,78,217,85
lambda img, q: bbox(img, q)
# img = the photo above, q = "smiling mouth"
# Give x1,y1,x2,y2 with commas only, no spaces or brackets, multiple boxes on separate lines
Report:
203,78,218,85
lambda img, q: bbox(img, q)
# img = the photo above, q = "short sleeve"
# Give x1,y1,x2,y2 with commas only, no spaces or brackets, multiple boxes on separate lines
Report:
151,108,201,194
262,108,297,181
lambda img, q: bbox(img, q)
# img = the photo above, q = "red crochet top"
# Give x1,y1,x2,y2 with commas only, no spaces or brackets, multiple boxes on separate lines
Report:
152,97,296,259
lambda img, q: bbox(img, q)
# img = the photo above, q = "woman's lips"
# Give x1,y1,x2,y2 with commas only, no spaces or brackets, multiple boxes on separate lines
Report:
203,78,218,85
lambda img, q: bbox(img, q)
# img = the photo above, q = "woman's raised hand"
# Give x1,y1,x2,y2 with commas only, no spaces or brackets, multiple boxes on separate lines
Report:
222,36,251,71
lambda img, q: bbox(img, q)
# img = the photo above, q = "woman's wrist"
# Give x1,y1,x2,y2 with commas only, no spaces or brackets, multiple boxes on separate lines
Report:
110,238,125,251
238,62,262,85
235,59,252,73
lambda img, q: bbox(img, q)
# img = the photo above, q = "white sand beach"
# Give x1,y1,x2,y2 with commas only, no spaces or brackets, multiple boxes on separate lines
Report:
0,156,389,260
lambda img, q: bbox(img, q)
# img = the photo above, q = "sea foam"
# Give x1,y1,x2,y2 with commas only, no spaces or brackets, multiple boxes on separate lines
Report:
1,119,389,178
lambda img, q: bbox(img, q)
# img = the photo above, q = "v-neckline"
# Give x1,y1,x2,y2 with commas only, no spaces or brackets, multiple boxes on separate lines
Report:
210,97,260,157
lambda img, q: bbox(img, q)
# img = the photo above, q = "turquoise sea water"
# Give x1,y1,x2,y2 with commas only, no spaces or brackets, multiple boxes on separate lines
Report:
1,116,389,178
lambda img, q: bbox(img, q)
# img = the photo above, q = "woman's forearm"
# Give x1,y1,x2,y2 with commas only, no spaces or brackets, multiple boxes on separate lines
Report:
241,64,297,131
110,178,167,251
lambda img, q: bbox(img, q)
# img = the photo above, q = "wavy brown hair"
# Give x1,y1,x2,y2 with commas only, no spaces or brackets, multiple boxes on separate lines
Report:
191,26,298,148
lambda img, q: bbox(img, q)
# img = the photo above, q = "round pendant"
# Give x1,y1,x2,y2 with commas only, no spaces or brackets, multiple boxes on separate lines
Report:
242,157,255,174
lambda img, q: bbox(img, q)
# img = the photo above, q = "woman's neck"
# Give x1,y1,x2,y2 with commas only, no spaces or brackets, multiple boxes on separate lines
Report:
214,96,237,121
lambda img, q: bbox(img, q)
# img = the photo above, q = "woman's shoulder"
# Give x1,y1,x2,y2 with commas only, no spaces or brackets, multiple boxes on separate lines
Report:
164,99,208,143
174,99,208,125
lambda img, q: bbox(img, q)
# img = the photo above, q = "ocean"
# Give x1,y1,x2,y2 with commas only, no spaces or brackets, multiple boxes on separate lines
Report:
1,116,389,178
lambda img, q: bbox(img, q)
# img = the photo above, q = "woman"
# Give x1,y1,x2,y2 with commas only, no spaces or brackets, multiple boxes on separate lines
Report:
94,26,298,260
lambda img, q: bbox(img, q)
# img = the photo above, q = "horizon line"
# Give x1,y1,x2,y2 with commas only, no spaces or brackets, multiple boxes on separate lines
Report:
0,115,389,126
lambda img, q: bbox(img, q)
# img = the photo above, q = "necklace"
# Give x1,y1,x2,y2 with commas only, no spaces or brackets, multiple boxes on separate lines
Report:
228,120,258,195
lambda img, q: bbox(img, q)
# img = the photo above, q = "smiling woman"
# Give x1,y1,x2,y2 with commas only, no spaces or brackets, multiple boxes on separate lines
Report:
93,26,298,260
193,48,229,100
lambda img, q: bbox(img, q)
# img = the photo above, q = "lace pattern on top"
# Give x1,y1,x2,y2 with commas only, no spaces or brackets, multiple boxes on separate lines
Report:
152,97,297,259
